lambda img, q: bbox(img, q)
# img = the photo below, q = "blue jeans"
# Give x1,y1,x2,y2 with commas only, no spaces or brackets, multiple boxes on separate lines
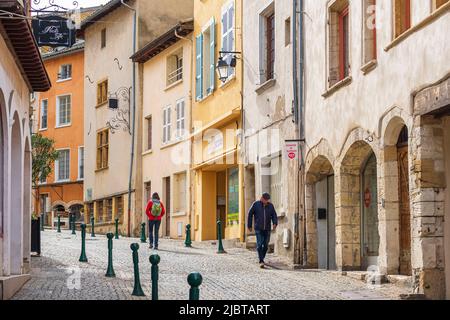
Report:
148,220,161,247
255,230,271,263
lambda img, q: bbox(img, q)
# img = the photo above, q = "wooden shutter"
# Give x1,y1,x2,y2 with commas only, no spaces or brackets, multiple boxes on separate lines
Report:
195,35,203,100
209,19,216,93
147,117,152,150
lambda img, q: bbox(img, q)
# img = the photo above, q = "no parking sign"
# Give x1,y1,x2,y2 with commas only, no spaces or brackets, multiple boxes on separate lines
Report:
285,140,300,161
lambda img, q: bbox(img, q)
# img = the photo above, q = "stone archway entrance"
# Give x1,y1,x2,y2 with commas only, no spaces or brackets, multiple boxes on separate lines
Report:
337,141,379,270
306,156,335,269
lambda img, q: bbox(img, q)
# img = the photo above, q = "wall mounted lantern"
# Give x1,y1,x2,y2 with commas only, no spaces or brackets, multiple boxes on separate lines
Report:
216,51,241,83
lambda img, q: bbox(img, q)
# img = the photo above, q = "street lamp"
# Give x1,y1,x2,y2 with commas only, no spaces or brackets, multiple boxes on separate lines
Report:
216,51,241,83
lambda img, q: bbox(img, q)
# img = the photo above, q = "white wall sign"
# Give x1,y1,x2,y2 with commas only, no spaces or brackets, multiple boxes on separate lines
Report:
285,141,299,161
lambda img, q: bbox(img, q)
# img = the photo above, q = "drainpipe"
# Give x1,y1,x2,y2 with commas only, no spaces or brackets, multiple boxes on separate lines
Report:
122,0,137,237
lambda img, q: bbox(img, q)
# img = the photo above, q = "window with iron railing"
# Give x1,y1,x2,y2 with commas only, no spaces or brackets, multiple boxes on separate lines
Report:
167,49,183,86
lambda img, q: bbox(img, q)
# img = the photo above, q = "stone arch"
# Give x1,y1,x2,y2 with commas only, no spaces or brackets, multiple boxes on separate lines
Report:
69,203,84,222
335,139,378,271
378,115,412,275
52,201,68,212
305,152,335,269
0,87,7,276
10,111,23,275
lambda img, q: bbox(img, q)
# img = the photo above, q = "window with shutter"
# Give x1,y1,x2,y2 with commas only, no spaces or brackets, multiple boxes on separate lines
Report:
96,129,109,170
209,19,216,93
176,99,185,139
163,106,172,144
97,80,108,106
222,2,235,80
146,117,152,150
394,0,411,38
195,35,203,100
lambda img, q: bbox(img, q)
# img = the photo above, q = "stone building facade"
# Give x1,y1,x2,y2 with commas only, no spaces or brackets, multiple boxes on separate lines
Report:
242,0,300,261
302,0,450,299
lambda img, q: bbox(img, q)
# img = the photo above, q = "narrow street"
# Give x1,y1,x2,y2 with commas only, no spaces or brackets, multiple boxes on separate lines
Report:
12,230,410,300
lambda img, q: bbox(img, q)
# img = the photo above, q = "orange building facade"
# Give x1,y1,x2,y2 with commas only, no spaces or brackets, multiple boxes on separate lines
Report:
34,44,85,229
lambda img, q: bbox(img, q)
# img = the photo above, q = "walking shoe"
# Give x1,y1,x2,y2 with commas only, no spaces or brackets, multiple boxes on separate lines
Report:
149,244,153,249
259,262,265,269
154,246,158,250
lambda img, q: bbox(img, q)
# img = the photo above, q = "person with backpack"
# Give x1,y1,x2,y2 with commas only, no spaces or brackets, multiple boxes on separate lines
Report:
145,192,166,249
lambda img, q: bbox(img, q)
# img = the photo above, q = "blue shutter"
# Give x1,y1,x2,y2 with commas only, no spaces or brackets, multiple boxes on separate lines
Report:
209,19,215,93
195,34,203,100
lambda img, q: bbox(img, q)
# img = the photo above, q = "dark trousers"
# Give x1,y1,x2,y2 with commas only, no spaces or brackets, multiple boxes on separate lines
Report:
255,230,271,263
148,220,161,247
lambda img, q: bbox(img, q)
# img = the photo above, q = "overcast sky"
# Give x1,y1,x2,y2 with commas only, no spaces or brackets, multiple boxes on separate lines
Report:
33,0,110,10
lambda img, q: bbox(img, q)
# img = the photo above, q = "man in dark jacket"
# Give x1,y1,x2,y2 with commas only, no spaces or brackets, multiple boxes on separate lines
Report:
247,193,278,268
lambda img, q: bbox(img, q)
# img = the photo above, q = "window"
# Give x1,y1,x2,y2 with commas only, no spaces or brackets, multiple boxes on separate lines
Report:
285,17,291,46
96,129,109,170
394,0,411,38
97,200,104,223
175,99,185,139
261,154,282,213
58,64,72,80
173,172,187,213
259,4,275,83
39,170,47,184
363,0,377,64
163,106,171,144
78,147,84,180
56,95,71,127
328,0,350,87
97,80,108,106
195,19,216,100
40,99,48,129
101,28,106,48
167,48,183,86
433,0,449,10
106,198,113,222
221,1,235,80
146,116,152,150
55,149,70,182
144,181,151,202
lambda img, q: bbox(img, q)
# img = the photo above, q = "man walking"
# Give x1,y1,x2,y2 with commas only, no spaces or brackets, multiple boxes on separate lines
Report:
247,193,278,268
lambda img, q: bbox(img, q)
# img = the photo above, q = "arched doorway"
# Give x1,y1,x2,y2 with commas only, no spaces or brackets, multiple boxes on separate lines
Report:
396,126,411,275
10,112,23,275
306,156,336,269
69,204,84,223
361,152,380,269
338,141,379,270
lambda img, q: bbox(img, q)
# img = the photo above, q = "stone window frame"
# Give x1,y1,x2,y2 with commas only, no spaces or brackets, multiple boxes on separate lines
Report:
361,0,378,75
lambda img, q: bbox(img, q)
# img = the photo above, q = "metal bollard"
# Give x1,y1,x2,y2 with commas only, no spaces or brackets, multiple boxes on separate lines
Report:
130,243,145,296
115,218,119,239
187,272,203,300
140,222,146,243
149,254,160,300
90,216,95,237
217,220,226,254
105,233,116,277
71,214,76,235
79,224,88,262
57,214,61,233
185,224,192,247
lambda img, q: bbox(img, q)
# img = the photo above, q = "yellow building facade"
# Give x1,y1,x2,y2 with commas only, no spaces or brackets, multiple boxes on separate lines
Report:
191,0,244,242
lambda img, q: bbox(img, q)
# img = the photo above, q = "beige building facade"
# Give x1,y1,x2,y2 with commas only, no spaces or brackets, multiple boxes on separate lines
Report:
132,21,193,239
303,0,450,299
79,0,194,236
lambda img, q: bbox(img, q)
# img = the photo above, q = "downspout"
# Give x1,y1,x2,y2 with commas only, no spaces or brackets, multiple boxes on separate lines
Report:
122,0,137,237
299,0,306,267
175,27,194,230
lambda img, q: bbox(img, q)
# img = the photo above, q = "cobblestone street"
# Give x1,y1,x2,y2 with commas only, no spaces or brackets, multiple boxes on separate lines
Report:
12,230,411,300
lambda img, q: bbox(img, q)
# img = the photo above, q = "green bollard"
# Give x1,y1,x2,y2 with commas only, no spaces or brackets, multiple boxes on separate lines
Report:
115,218,119,239
187,272,203,300
57,214,61,233
140,222,146,243
130,243,145,296
79,224,88,262
71,214,76,235
217,220,226,254
90,216,95,237
105,233,116,277
149,254,160,300
184,224,192,247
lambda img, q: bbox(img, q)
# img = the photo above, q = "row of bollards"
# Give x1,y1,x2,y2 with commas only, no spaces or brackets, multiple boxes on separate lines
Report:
77,222,203,300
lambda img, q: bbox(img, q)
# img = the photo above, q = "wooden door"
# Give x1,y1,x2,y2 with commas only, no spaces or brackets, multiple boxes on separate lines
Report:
398,145,411,275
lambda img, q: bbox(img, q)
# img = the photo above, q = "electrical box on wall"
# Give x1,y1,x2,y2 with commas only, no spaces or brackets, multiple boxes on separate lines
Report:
282,228,290,248
318,208,327,220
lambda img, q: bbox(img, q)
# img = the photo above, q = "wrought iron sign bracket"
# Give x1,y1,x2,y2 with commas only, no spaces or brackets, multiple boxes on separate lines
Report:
106,86,132,135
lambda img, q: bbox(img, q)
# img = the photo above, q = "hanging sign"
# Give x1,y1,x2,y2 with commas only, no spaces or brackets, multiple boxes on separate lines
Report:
32,16,76,48
285,140,300,161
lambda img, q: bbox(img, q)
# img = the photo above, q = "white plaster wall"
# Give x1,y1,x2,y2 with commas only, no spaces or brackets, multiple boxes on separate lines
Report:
0,33,33,277
141,37,192,233
303,1,450,158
